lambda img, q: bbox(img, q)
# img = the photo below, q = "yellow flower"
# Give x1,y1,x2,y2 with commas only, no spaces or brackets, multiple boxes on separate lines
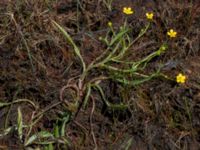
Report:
167,29,177,38
146,12,154,20
123,7,134,15
176,73,186,83
108,21,112,27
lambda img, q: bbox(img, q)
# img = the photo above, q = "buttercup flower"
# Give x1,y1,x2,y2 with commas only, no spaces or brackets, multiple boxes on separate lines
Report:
108,21,112,27
167,29,177,38
146,12,154,20
123,7,134,15
176,73,186,84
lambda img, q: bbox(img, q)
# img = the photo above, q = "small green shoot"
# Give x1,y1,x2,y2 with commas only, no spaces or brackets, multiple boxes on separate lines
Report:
17,107,23,141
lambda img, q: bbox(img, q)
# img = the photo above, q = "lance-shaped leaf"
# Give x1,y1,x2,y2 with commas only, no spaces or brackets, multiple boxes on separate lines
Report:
52,20,86,73
25,131,54,146
17,107,23,141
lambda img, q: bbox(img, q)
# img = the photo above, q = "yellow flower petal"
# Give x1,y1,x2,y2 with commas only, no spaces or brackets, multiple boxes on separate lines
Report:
176,73,186,84
123,7,134,15
146,12,154,20
167,29,177,38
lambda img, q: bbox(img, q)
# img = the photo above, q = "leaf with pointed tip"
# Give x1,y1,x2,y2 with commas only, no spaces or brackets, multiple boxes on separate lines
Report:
0,127,13,137
25,131,54,146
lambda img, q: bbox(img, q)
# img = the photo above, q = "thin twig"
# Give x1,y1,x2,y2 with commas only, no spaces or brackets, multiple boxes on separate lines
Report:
33,101,61,120
90,96,98,150
60,84,79,105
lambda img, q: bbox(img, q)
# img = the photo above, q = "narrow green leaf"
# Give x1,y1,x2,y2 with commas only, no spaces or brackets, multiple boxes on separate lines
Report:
0,102,10,108
116,73,158,86
61,115,70,136
0,127,12,137
101,64,138,73
35,141,55,145
0,99,37,109
25,134,37,146
54,124,59,138
93,84,109,107
13,99,37,109
94,84,127,110
52,20,86,72
125,138,133,150
110,29,128,46
25,131,54,146
17,107,23,141
37,131,54,138
83,84,91,108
